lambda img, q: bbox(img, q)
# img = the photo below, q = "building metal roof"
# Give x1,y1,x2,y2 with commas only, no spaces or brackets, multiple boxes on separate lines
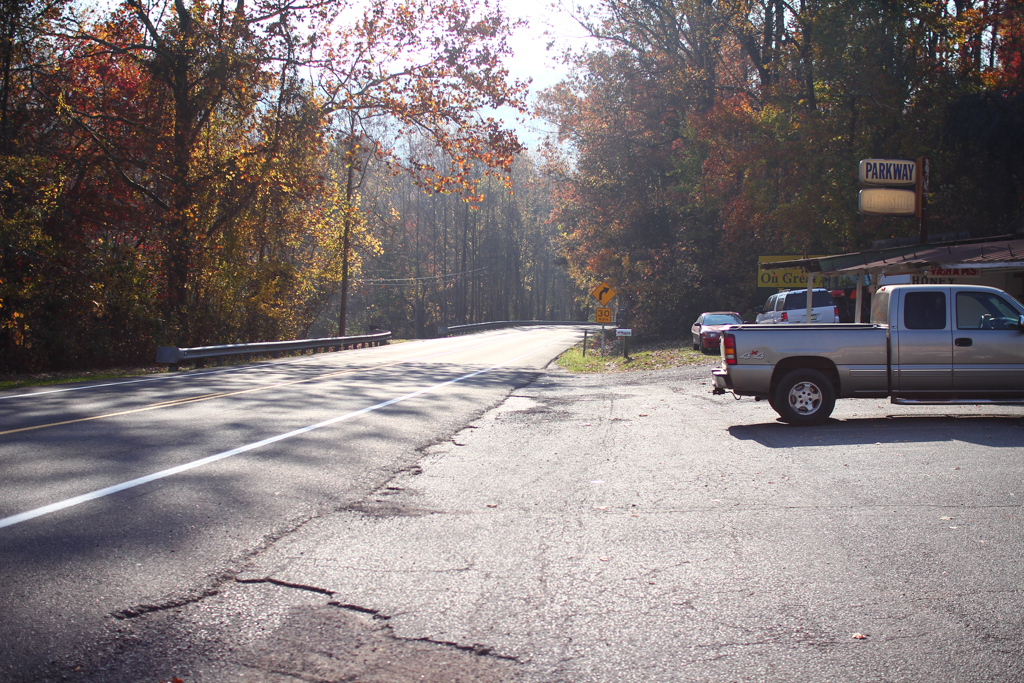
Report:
761,235,1024,276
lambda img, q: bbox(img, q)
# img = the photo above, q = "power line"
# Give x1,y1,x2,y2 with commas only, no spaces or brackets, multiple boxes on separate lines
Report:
355,267,489,285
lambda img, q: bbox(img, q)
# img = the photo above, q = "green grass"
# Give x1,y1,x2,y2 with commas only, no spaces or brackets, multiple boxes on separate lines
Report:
556,338,720,373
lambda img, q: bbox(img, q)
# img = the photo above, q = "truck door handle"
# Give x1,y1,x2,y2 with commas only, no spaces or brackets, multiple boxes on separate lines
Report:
955,337,973,347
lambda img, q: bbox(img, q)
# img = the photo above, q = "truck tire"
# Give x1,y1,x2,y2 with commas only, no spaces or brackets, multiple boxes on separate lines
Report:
773,369,836,426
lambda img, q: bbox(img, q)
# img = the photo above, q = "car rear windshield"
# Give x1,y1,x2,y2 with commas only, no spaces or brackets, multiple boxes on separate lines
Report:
783,291,836,310
704,314,742,325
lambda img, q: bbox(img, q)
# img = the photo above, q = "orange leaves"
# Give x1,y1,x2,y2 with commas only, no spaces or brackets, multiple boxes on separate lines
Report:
317,0,527,198
5,0,534,353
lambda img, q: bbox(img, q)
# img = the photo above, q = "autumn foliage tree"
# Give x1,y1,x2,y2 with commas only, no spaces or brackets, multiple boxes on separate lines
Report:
541,0,1024,337
302,0,530,333
0,0,529,372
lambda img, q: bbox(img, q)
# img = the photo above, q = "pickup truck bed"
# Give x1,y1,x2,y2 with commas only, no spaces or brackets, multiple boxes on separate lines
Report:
712,284,1024,425
712,323,890,399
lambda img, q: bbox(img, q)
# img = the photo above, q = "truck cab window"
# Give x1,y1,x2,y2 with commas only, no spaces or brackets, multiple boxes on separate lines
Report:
904,291,946,329
957,291,1019,330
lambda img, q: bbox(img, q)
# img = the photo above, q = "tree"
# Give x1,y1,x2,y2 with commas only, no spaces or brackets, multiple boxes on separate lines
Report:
319,145,580,340
1,0,533,372
311,0,529,333
52,0,528,343
541,0,1024,338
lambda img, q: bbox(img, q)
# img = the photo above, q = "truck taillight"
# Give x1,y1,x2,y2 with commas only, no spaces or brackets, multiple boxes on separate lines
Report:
834,306,839,319
780,312,788,322
724,333,737,365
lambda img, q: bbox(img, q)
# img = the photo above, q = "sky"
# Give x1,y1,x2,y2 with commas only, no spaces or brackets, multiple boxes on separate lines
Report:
496,0,596,148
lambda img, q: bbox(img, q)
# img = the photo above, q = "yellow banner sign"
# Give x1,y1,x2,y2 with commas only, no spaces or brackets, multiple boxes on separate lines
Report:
758,256,824,289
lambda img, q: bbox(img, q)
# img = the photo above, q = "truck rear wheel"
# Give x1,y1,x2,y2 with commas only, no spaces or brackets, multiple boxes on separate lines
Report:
773,369,836,426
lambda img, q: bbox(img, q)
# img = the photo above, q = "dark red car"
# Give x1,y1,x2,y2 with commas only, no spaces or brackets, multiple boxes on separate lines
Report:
691,311,744,353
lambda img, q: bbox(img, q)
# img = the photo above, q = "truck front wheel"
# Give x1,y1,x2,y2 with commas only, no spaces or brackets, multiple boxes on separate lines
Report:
773,369,836,426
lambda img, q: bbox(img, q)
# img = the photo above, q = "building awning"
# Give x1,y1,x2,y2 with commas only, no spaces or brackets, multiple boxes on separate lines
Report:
761,235,1024,276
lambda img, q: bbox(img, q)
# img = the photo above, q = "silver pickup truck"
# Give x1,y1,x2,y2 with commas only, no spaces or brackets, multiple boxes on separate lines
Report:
711,284,1024,425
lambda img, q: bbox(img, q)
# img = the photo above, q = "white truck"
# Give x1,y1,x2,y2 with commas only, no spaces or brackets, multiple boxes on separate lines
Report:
711,284,1024,425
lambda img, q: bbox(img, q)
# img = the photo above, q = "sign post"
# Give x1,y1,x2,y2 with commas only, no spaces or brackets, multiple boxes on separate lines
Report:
590,281,617,357
616,328,632,359
915,157,929,244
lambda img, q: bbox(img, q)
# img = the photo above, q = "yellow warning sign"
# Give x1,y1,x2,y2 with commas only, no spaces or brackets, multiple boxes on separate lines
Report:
590,281,617,305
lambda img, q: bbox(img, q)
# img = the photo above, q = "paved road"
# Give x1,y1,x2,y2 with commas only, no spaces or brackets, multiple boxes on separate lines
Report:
3,335,1024,682
0,327,584,683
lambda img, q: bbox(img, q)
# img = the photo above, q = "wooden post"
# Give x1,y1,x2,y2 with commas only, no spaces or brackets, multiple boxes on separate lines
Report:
916,157,929,245
855,272,864,323
806,271,813,323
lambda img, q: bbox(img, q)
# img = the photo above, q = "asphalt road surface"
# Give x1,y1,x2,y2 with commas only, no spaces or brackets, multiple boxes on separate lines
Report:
2,329,1023,683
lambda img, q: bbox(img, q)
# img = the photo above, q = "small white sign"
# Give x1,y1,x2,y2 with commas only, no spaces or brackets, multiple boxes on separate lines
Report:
858,188,916,215
615,329,632,337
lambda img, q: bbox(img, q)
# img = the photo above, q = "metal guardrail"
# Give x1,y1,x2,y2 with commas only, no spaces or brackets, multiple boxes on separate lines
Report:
156,331,392,369
157,321,599,370
442,320,594,335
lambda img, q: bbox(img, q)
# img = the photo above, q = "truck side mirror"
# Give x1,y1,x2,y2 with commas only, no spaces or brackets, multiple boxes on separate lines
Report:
1018,315,1024,331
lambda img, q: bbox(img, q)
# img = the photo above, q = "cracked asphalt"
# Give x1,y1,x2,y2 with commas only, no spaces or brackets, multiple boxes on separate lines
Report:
7,359,1024,683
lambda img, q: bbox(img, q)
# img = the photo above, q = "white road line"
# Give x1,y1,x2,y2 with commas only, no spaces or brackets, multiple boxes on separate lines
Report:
0,333,575,530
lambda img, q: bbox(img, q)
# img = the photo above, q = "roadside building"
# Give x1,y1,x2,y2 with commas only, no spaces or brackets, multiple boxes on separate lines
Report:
760,233,1024,322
